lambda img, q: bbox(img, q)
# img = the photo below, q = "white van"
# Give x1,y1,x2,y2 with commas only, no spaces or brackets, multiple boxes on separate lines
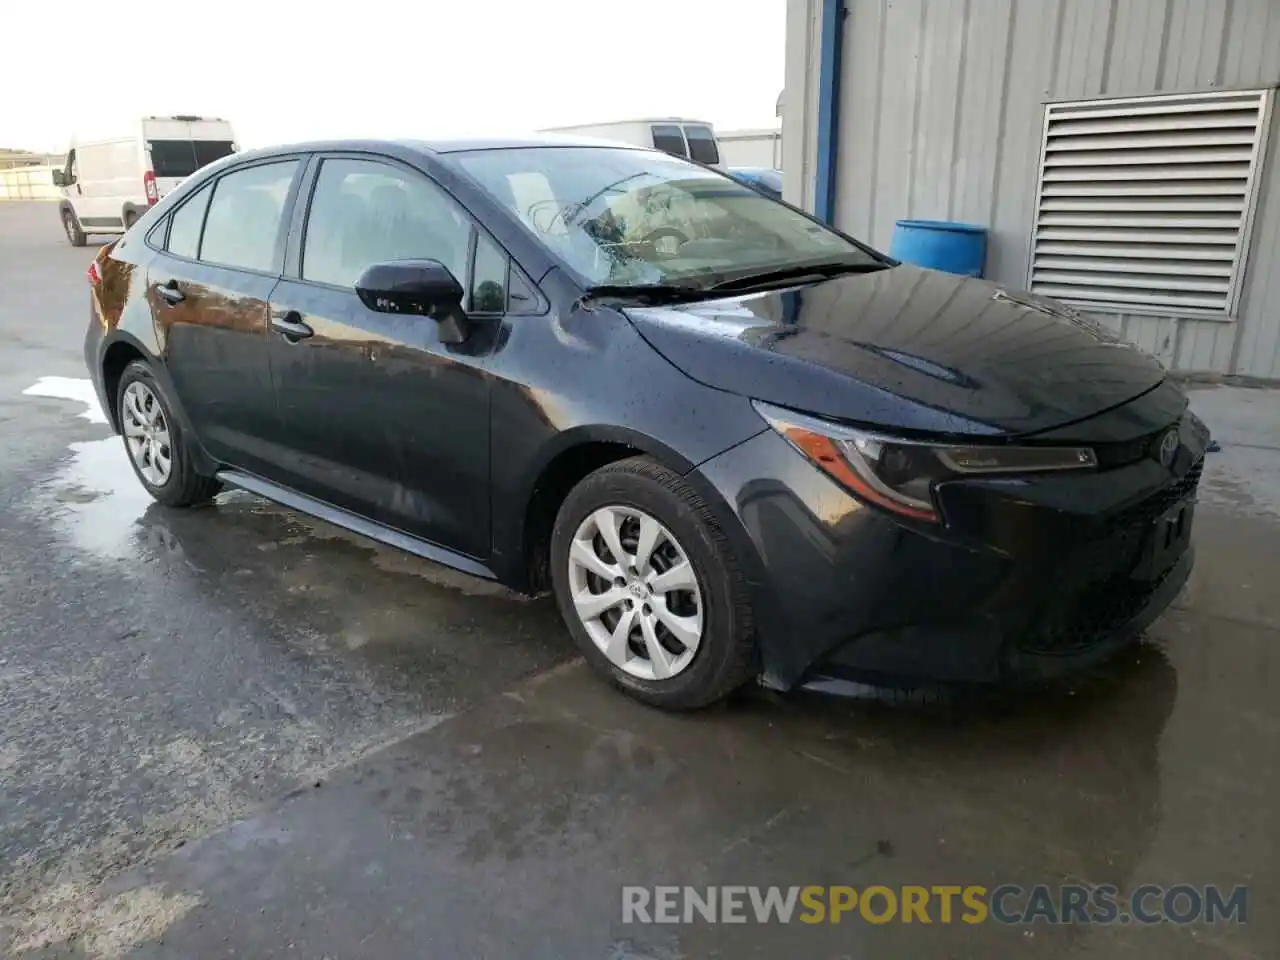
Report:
538,118,723,167
53,116,237,246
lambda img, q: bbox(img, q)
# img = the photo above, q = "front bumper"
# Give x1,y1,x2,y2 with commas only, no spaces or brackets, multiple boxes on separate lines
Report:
696,426,1203,692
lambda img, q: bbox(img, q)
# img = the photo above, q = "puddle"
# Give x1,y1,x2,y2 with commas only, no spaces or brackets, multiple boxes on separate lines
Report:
22,375,108,424
34,436,160,562
271,509,518,598
19,377,529,604
15,375,158,562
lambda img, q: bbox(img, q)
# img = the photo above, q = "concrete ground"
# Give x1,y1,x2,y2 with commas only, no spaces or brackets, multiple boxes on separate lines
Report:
0,200,1275,958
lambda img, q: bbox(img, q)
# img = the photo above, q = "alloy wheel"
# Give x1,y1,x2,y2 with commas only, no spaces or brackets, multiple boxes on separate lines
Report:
121,381,173,487
567,506,704,681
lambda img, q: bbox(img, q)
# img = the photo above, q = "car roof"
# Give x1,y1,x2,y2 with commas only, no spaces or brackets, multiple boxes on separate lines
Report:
228,134,652,163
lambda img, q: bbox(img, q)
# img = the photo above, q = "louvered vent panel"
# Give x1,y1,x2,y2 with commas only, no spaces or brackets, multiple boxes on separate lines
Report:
1030,90,1271,315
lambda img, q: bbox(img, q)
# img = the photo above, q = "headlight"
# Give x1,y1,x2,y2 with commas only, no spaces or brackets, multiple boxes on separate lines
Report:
753,401,1097,523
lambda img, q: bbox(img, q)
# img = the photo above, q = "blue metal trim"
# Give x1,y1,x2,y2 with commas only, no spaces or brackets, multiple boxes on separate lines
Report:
814,0,845,224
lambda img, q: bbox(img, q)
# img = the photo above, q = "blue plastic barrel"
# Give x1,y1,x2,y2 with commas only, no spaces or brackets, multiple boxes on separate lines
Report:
889,219,988,277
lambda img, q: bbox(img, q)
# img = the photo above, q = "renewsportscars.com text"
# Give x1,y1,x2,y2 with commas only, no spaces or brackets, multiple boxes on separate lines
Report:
622,884,1249,926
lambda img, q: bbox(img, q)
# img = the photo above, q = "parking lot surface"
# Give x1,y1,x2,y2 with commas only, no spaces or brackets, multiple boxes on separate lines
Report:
0,201,1275,958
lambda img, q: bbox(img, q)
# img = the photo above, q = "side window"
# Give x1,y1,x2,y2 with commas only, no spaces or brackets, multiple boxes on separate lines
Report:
146,218,168,249
165,183,212,260
650,124,688,158
683,125,720,165
508,268,540,315
66,149,77,183
302,158,470,289
470,233,507,313
199,160,298,272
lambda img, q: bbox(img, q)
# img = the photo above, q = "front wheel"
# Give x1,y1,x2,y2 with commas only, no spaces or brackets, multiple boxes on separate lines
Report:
550,456,756,709
117,360,221,507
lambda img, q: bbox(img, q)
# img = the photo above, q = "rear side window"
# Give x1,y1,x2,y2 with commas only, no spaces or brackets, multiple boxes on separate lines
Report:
166,183,212,259
650,124,688,158
199,161,298,272
683,125,719,165
149,140,236,178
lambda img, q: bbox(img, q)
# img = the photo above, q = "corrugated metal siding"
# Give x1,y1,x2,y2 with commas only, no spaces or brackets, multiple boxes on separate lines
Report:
793,0,1280,378
782,0,823,211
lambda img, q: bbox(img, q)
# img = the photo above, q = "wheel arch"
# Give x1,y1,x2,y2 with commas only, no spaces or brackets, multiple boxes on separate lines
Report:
97,332,217,475
98,332,157,431
513,427,778,685
512,425,700,595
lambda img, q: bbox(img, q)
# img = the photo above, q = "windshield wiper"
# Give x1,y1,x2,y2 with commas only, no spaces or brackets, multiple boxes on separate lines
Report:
580,283,712,306
580,260,889,306
706,260,890,293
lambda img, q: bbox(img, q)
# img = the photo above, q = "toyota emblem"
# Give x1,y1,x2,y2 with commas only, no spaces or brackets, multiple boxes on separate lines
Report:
1157,428,1179,468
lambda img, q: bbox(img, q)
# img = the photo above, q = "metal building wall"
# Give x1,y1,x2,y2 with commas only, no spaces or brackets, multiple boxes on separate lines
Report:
787,0,1280,379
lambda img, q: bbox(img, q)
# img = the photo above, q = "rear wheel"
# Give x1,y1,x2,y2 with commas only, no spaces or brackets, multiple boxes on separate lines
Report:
117,360,221,507
550,456,756,709
62,209,87,247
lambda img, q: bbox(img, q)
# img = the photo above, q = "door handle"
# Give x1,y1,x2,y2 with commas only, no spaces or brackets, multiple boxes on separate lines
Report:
156,279,185,304
271,310,313,341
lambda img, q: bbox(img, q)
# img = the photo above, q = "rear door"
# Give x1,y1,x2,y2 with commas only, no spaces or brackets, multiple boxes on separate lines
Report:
146,156,305,476
682,124,721,168
145,119,237,199
263,153,498,558
649,124,690,159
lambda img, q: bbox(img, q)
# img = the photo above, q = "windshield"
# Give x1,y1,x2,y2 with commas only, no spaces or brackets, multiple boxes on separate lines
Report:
451,147,882,288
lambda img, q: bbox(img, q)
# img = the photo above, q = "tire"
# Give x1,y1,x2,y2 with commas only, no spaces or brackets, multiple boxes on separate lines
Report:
62,209,87,247
116,360,221,508
550,456,756,709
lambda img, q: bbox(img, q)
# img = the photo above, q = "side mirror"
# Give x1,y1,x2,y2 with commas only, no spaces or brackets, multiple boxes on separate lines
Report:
51,170,67,187
355,259,469,343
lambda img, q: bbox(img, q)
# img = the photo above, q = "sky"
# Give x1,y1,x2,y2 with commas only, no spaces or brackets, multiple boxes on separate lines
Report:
2,0,785,153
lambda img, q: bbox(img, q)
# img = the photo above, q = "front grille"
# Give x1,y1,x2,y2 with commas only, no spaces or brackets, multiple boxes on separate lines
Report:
1120,458,1202,522
1019,458,1202,655
1092,431,1158,469
1092,412,1211,470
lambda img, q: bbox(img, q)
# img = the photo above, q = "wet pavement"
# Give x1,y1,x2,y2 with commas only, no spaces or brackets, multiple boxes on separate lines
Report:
0,201,1276,957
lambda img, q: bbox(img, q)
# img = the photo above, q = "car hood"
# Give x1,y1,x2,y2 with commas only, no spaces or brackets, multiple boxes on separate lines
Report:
622,265,1166,438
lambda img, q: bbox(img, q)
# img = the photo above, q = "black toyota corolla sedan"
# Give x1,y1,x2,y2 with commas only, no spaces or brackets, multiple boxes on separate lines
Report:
84,136,1209,709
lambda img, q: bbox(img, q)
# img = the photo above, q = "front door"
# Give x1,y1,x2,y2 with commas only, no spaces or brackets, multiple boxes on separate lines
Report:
264,155,496,560
149,157,302,476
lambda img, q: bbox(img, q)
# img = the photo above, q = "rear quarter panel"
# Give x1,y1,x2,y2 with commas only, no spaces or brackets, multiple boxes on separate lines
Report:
89,232,194,438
